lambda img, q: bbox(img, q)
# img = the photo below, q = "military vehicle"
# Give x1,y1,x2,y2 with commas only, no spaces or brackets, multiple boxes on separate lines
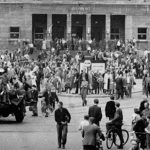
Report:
0,68,25,123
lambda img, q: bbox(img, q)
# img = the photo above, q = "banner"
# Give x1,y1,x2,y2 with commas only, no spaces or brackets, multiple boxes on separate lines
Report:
91,63,105,74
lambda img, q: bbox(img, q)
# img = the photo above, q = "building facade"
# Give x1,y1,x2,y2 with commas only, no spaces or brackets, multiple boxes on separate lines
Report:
0,0,150,49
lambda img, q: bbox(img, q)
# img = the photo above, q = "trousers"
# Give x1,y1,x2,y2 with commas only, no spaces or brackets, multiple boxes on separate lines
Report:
56,124,68,146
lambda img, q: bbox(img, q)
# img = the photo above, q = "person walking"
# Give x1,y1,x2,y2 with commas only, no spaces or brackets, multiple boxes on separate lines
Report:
80,78,88,106
105,95,116,120
54,101,71,149
88,99,102,126
82,117,104,150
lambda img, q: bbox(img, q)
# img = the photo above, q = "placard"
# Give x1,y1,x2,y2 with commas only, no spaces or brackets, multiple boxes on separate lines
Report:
91,63,105,74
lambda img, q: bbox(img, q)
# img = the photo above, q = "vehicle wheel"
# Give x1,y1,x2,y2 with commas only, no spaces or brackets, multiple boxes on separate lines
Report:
122,129,129,145
106,130,114,149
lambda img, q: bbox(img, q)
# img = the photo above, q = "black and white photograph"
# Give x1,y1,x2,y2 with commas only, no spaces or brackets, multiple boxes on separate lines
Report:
0,0,150,150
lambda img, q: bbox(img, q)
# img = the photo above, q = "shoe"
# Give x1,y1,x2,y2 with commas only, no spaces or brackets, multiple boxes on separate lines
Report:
58,145,61,148
45,114,48,117
117,145,123,149
62,145,65,149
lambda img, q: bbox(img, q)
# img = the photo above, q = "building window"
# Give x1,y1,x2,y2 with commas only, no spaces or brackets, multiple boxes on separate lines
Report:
34,27,44,40
138,28,147,40
10,27,20,39
111,28,120,40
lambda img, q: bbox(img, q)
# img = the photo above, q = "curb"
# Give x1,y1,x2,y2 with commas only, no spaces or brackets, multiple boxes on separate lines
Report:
57,91,142,98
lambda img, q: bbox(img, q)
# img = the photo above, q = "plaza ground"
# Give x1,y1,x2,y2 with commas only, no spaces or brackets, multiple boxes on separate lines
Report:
0,79,146,150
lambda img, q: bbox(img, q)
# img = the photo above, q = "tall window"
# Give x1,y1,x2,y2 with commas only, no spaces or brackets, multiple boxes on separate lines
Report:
10,27,20,39
111,28,120,40
138,28,147,40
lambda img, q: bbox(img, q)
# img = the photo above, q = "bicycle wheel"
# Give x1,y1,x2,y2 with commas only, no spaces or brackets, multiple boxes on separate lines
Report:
122,129,129,145
106,130,114,149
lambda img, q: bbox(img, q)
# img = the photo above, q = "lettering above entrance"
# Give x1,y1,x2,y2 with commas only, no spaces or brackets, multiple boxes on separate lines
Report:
69,6,93,14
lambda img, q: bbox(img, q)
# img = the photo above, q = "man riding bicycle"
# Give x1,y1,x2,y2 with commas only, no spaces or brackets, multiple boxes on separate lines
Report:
106,102,124,149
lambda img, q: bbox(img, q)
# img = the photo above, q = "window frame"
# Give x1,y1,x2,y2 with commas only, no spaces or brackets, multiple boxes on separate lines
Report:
10,26,20,39
110,28,120,40
137,27,147,40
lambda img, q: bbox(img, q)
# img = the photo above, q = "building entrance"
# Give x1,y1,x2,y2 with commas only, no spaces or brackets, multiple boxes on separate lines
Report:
91,15,105,42
52,14,67,40
72,15,86,39
32,14,47,45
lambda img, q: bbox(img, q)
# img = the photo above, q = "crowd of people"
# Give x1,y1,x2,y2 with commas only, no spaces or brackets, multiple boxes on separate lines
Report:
0,37,150,149
0,37,149,115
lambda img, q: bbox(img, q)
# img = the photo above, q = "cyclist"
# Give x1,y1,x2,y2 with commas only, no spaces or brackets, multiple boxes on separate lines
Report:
106,102,124,149
133,113,148,150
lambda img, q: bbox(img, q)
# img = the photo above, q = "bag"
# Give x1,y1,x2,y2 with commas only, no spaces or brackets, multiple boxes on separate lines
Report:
133,81,136,85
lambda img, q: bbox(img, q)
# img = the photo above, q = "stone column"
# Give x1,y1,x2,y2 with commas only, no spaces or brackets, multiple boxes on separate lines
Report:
105,14,111,50
86,14,91,41
125,15,133,41
47,14,52,40
67,13,71,40
24,13,32,42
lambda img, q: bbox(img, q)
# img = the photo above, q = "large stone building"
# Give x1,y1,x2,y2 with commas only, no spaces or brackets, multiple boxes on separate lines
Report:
0,0,150,49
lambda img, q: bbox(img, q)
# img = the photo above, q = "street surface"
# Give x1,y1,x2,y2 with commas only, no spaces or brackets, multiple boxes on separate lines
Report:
0,79,146,150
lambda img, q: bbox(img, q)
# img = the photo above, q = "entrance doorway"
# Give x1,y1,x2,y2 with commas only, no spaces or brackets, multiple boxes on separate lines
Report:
72,15,86,39
32,14,47,45
91,15,105,42
111,15,125,40
52,14,67,40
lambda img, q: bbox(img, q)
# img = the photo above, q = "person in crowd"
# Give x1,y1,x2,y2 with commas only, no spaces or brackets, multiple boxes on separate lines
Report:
145,115,150,149
106,102,124,149
142,101,150,118
131,108,141,129
82,117,104,150
105,95,116,120
80,77,88,106
79,115,89,132
115,73,124,100
88,99,102,126
133,113,148,150
54,101,71,149
74,69,80,94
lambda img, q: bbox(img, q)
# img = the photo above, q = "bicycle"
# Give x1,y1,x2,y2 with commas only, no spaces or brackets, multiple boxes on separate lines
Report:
106,126,129,149
131,132,148,150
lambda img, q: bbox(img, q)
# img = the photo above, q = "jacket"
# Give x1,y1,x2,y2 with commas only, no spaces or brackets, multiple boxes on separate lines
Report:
111,108,123,126
55,108,71,124
105,101,116,119
88,105,102,126
82,124,101,146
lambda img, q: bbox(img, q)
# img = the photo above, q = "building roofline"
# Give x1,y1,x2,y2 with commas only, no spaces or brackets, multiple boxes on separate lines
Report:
0,0,150,6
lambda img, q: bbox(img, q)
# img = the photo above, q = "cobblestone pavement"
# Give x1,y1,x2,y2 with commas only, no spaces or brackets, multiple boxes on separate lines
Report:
0,79,148,150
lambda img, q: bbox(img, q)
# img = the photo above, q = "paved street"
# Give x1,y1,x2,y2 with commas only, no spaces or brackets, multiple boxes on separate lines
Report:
0,80,147,150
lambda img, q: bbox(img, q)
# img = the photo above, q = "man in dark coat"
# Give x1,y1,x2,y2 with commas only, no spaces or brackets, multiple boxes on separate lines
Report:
74,69,80,94
105,95,116,120
106,102,124,149
55,101,71,149
115,73,124,100
88,99,102,126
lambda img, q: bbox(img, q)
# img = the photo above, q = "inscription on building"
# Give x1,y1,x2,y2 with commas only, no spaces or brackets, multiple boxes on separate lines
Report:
69,6,93,14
